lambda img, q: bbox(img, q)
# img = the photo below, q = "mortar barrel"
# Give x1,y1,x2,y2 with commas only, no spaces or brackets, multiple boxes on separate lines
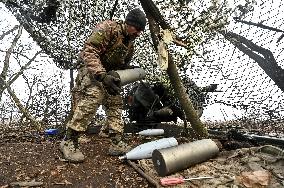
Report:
152,139,219,176
115,68,146,86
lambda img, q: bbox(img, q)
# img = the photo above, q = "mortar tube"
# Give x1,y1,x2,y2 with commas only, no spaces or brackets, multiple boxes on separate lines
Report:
115,68,146,86
152,139,220,176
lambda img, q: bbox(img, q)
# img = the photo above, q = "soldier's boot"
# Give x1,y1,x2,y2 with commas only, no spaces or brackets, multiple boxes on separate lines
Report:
59,128,85,162
108,131,131,156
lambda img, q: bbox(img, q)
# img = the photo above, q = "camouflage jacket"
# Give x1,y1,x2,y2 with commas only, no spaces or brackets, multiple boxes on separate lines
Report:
79,20,135,77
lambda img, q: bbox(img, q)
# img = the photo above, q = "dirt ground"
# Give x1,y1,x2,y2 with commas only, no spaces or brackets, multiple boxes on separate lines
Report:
0,123,283,188
0,133,151,188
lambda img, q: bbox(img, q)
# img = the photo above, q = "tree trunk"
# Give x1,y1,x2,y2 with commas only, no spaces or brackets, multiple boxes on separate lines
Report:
221,31,284,92
139,0,208,138
166,56,208,138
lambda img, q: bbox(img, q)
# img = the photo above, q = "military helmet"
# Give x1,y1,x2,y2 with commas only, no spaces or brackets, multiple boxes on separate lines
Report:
125,8,147,31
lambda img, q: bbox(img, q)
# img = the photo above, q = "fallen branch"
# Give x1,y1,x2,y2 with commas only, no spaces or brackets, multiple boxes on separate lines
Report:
10,181,43,187
52,180,72,185
127,160,161,188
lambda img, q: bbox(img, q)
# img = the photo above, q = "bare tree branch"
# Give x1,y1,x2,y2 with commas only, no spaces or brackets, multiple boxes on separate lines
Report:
139,0,170,29
1,25,23,80
5,51,42,91
109,0,119,20
4,2,72,69
233,17,284,33
20,74,37,124
0,25,23,100
277,34,284,43
0,77,41,130
0,49,31,60
233,17,284,43
0,25,19,40
221,31,284,92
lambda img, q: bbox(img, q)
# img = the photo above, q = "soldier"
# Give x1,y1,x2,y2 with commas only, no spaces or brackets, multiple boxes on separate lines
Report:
60,8,147,162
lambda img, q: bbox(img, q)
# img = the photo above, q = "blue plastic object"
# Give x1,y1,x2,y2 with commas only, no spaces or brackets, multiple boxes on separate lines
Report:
45,128,58,135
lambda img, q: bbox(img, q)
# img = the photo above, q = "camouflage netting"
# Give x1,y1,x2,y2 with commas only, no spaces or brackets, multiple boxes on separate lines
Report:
192,0,284,120
1,0,284,122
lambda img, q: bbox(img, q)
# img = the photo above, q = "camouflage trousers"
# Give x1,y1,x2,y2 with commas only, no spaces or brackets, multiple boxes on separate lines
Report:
67,67,124,133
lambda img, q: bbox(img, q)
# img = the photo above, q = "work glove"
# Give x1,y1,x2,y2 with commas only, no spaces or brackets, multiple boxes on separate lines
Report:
96,71,121,95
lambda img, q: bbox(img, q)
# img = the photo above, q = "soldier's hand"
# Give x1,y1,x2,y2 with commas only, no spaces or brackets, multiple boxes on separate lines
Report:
97,71,121,95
